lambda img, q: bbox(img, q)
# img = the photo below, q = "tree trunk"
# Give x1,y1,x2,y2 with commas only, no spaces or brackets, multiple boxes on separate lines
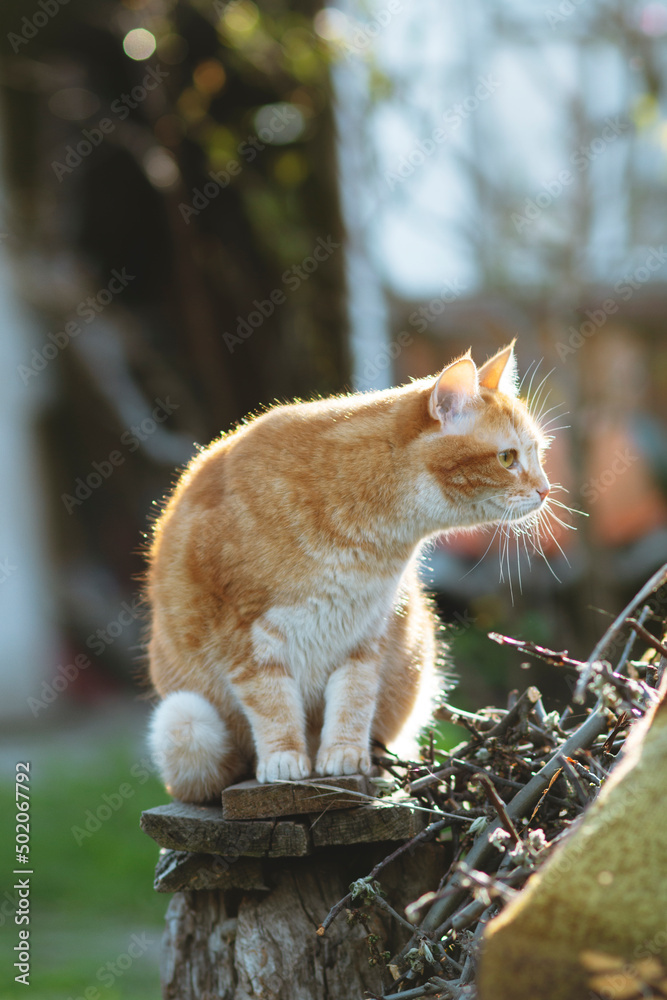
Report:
160,845,446,1000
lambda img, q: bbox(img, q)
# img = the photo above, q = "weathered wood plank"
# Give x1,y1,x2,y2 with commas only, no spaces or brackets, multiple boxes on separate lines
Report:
269,821,312,856
154,849,269,893
141,802,313,857
309,800,425,847
142,794,423,866
220,775,372,820
141,803,274,855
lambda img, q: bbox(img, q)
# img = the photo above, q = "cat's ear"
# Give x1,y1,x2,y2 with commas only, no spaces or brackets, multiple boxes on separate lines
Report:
478,340,518,396
429,353,479,431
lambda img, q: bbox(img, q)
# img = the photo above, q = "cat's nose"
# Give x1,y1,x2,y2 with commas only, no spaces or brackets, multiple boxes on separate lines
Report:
537,485,550,502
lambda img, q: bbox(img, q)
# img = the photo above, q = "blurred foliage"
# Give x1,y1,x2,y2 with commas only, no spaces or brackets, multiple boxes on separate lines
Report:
0,0,351,680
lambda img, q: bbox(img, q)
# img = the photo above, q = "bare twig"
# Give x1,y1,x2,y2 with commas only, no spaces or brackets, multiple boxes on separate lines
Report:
488,633,584,671
484,685,543,738
318,817,451,935
416,704,609,935
557,754,590,805
349,572,666,1000
575,562,667,702
625,617,667,659
476,774,521,844
616,605,650,671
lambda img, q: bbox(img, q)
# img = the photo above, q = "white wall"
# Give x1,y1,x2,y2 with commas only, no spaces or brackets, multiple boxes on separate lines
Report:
0,235,57,721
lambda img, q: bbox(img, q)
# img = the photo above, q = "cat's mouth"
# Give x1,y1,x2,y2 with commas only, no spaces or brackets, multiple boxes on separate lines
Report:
509,498,545,520
488,497,544,521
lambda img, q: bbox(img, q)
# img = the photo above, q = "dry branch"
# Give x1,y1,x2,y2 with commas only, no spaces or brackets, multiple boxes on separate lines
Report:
319,564,667,1000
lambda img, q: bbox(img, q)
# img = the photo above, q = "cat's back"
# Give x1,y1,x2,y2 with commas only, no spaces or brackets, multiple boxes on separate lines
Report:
153,383,420,532
148,392,385,587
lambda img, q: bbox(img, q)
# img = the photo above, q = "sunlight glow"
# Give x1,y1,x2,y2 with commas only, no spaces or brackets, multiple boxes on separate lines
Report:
123,28,157,61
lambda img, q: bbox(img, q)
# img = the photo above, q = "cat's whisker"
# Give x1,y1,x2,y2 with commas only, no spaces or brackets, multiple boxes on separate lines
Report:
539,508,571,567
540,417,569,435
497,509,517,604
506,533,516,605
460,520,504,579
521,529,532,568
496,513,510,584
527,368,555,421
537,401,568,423
547,497,588,517
543,508,577,531
529,388,549,424
533,388,554,425
518,358,539,394
531,366,555,402
530,522,562,583
539,405,569,425
534,388,568,428
541,498,578,530
524,358,543,403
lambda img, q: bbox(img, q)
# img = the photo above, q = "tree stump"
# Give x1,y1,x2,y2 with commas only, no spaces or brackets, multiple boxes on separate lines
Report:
141,776,448,1000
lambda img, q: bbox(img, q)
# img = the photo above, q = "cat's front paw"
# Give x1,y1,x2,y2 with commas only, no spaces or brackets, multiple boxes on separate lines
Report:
256,751,311,783
315,744,371,777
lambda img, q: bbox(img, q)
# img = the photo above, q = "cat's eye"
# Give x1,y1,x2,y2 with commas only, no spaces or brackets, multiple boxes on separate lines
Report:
498,449,517,469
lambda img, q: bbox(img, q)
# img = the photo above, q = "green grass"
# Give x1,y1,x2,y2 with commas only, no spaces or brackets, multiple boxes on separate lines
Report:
1,741,167,1000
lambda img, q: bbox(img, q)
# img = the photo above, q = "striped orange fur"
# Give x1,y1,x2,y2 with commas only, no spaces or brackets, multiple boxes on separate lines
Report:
146,342,550,802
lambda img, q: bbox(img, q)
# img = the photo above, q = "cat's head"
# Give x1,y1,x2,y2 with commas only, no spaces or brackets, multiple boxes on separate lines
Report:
419,341,551,530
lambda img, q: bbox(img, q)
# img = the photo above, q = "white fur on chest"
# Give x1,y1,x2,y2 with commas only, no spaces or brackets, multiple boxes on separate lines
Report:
251,558,406,704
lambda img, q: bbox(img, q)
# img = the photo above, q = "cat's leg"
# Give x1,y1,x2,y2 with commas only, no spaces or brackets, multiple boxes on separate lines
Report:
232,664,311,782
149,691,242,802
315,647,381,776
374,586,440,758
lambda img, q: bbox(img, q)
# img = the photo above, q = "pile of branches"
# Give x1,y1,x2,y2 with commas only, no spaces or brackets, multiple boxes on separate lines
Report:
318,565,667,1000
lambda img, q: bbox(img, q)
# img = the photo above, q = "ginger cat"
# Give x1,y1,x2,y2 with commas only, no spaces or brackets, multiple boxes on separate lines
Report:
147,342,550,802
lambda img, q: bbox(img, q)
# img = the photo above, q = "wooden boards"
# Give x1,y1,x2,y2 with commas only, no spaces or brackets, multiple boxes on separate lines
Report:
220,774,372,820
141,796,424,860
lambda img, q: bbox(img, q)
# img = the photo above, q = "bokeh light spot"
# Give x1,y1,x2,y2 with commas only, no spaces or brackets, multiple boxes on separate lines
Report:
123,28,157,60
193,60,227,95
143,147,180,189
253,103,305,145
221,0,260,36
313,7,349,42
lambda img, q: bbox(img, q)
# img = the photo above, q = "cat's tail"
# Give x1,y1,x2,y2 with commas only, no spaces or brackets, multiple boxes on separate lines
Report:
148,691,237,803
